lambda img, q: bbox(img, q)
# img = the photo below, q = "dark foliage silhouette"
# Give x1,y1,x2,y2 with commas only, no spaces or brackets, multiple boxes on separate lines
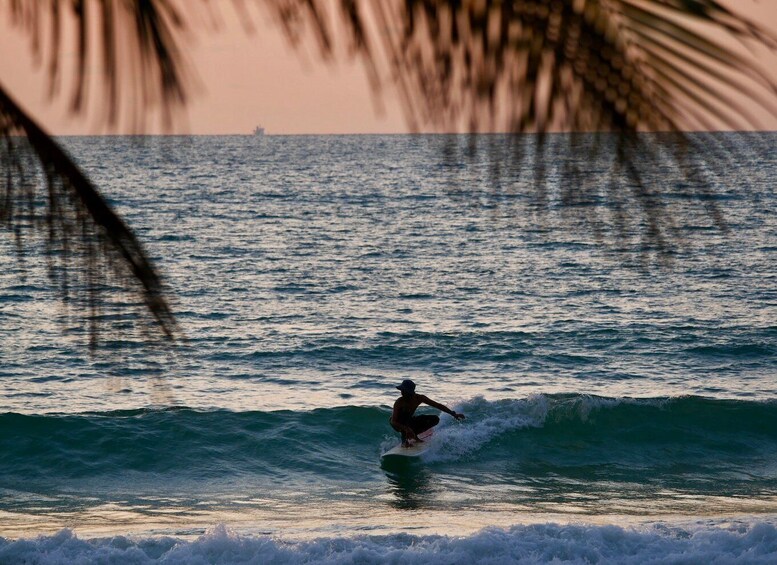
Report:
1,0,776,344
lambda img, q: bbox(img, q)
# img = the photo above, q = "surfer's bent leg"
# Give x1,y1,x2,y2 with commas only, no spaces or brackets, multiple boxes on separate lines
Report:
410,415,440,435
389,416,410,444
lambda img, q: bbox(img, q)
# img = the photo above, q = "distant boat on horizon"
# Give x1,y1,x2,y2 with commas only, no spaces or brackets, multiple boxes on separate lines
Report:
253,126,265,136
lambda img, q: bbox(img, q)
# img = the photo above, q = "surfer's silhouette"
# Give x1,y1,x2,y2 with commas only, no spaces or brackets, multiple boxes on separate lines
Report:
390,380,465,447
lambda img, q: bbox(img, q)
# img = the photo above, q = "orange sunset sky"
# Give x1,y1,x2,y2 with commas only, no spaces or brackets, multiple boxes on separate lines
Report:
1,1,776,136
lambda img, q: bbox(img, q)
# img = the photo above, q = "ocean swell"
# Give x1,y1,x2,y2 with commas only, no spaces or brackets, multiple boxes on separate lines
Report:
2,395,777,489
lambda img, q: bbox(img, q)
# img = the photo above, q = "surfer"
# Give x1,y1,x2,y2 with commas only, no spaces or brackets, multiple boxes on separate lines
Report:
390,379,465,447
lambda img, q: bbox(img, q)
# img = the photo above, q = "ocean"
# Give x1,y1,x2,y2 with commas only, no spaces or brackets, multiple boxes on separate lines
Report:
1,133,776,563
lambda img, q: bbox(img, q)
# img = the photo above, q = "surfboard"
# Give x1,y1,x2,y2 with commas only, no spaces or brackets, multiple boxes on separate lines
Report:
381,428,434,458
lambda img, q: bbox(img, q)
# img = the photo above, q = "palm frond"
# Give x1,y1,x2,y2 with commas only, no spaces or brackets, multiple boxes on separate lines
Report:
3,0,776,349
261,0,776,257
0,81,177,346
4,0,193,129
262,0,777,133
1,0,194,344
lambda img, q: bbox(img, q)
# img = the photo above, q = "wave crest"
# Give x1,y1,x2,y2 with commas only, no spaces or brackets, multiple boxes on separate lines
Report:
3,395,777,481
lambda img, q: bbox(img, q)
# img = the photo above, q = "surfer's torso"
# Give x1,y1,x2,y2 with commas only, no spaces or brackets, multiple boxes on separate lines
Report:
391,393,428,425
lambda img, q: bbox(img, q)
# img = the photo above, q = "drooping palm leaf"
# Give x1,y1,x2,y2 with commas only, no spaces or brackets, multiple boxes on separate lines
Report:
1,0,192,344
0,82,177,346
263,0,777,133
3,0,777,347
4,0,193,129
260,0,776,255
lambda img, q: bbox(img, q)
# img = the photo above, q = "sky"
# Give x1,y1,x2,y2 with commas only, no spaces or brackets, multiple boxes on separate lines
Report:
0,3,407,135
0,1,775,136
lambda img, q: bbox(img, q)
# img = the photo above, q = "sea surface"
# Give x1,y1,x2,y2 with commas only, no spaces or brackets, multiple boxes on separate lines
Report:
1,133,776,563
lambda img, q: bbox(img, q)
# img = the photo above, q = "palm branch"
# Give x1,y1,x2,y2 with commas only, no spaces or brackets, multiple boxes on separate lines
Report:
267,0,777,132
2,0,776,345
0,83,177,345
1,0,191,344
265,0,777,255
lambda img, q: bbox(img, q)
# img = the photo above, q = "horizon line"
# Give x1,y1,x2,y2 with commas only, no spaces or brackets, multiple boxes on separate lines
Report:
43,129,777,138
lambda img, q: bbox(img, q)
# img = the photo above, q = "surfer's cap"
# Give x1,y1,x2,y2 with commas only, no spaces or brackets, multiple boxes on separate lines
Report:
396,379,416,393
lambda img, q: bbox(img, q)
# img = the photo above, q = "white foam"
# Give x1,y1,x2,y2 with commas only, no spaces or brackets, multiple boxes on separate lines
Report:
420,394,549,462
3,520,777,564
379,395,543,461
382,394,666,462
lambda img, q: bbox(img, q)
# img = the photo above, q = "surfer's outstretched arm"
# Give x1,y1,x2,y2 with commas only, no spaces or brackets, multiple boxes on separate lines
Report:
419,395,465,421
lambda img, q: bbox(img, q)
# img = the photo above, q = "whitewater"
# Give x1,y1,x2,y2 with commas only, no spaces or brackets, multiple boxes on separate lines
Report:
1,134,775,563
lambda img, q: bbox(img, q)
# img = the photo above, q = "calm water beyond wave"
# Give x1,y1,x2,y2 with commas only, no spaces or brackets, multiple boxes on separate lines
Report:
1,134,776,563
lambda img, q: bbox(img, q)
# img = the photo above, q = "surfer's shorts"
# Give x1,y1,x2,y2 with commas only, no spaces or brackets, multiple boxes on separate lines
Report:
408,414,439,435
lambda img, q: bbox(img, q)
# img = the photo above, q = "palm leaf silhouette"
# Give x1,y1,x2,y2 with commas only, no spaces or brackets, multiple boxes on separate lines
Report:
1,84,177,346
267,0,777,132
265,0,776,256
1,0,190,344
2,0,776,343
